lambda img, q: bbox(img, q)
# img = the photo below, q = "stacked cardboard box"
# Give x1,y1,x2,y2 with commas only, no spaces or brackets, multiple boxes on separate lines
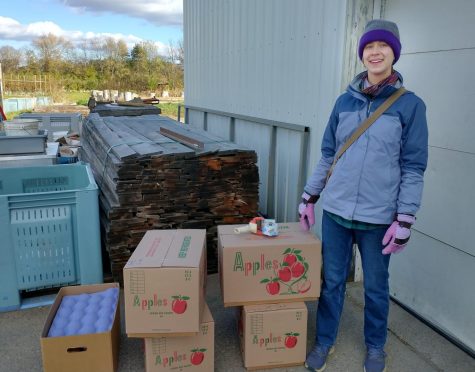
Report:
144,304,214,372
239,302,308,370
123,229,214,371
218,222,322,370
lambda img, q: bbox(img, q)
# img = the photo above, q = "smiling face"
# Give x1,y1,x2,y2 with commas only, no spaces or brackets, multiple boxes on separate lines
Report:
362,41,395,84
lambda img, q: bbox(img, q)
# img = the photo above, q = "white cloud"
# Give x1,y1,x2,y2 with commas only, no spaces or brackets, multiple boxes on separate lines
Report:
0,16,169,55
0,17,27,40
61,0,183,26
25,21,64,37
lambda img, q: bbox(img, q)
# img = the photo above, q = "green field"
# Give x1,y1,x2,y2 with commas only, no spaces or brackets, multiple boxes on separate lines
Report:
65,91,90,105
156,102,184,121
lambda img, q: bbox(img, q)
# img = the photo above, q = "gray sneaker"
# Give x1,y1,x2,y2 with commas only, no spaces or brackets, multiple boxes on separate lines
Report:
305,344,335,372
364,348,387,372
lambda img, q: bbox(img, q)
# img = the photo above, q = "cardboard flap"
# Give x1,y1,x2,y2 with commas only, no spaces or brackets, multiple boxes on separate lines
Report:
124,230,173,268
244,302,307,313
220,228,317,248
124,229,205,268
218,222,303,236
202,302,214,324
163,229,206,268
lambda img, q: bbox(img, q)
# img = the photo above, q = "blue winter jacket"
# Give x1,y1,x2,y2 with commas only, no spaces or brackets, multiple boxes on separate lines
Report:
304,71,428,224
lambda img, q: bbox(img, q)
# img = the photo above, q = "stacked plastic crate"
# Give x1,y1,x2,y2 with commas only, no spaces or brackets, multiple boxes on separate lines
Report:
0,163,103,312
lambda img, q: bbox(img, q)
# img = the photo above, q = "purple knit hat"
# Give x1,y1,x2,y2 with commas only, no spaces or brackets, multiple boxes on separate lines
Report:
358,19,401,64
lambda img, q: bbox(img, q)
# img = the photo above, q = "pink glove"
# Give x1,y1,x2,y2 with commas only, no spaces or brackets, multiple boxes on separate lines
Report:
382,214,416,255
298,192,319,231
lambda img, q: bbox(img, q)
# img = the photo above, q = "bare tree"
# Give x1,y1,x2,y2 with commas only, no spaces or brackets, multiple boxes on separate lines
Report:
102,38,128,61
22,48,40,74
88,37,105,61
0,46,23,73
176,38,184,65
101,37,129,87
167,39,178,64
141,41,159,62
33,33,73,73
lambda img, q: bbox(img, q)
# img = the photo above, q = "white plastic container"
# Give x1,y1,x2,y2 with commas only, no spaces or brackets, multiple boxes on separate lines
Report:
3,119,40,135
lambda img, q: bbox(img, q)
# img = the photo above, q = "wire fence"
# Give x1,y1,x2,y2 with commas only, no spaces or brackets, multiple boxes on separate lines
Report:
3,74,55,94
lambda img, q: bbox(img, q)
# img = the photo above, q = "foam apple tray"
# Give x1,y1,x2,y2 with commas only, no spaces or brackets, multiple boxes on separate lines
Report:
47,288,119,337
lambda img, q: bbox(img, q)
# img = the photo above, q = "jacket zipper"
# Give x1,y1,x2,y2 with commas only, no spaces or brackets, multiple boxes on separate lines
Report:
367,98,374,117
354,97,374,220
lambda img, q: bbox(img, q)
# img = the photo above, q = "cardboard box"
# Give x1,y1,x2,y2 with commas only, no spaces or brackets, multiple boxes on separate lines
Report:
218,223,321,307
124,229,206,337
239,302,307,370
145,302,214,372
40,283,120,372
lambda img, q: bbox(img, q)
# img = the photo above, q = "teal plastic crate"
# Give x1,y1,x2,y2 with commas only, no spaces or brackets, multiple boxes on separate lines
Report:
0,163,103,312
17,113,82,140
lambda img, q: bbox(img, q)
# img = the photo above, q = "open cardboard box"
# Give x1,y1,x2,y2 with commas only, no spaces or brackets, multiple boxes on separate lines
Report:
40,283,120,372
144,302,214,371
218,222,321,307
124,229,207,337
239,302,307,370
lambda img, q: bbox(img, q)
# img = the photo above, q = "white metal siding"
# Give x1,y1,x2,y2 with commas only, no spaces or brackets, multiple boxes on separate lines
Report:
188,110,205,130
234,120,273,213
187,0,328,124
184,0,347,220
384,0,475,354
207,113,231,139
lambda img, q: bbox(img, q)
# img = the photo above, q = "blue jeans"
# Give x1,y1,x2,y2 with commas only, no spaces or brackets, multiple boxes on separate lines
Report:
316,211,391,349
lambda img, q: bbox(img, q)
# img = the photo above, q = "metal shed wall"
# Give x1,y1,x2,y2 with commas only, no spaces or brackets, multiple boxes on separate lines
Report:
381,0,475,354
184,0,347,221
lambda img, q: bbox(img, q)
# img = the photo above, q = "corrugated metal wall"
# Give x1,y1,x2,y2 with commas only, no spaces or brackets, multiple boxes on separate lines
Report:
382,0,475,354
184,0,475,354
184,0,347,221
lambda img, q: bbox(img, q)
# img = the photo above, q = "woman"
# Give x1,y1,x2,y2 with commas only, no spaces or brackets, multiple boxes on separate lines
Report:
299,19,428,372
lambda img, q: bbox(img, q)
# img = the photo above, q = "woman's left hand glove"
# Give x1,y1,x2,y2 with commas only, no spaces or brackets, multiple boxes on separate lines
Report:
382,214,416,255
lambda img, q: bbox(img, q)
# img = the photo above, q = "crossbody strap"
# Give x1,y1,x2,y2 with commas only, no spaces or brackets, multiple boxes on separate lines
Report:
326,87,406,183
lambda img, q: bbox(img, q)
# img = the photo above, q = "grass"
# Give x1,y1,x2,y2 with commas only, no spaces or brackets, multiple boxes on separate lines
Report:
157,101,184,121
64,91,90,105
4,110,32,120
59,91,90,106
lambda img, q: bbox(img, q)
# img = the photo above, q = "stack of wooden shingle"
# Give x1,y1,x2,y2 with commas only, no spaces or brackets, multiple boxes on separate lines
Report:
79,113,259,282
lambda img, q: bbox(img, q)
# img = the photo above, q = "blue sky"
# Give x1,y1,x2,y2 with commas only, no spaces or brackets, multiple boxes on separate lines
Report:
0,0,183,55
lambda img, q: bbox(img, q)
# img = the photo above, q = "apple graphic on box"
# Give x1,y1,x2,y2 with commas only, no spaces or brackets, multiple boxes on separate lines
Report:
278,266,292,282
190,348,206,365
283,253,297,266
261,277,280,295
290,262,305,278
171,295,189,314
297,279,311,294
266,281,280,295
284,333,299,348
